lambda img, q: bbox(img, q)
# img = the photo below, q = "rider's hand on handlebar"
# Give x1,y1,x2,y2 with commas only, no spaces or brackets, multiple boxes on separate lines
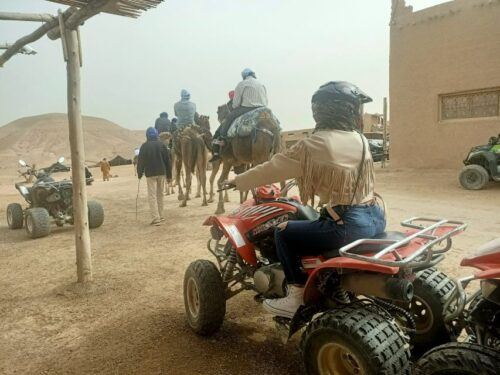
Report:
222,179,236,190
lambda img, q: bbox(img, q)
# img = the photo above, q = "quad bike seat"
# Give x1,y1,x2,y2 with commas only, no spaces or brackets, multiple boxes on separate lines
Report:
295,205,321,221
322,231,407,259
278,199,321,221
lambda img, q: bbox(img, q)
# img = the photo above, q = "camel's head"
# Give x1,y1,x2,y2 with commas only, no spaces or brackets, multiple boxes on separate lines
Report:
196,115,210,131
217,104,230,124
159,132,172,143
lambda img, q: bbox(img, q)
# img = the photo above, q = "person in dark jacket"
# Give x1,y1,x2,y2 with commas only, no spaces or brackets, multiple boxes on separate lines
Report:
155,112,172,134
137,127,172,225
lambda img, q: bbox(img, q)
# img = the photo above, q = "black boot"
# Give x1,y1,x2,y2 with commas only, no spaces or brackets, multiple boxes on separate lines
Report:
209,143,221,163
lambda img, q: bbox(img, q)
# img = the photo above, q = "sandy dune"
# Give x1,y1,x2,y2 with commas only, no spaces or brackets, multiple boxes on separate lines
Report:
0,113,144,170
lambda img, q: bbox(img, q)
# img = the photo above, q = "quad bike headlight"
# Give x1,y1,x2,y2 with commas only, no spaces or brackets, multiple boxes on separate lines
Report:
210,225,224,241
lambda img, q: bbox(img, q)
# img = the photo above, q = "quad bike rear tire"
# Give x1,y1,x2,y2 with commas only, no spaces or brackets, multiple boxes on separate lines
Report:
407,267,456,356
300,303,411,375
87,200,104,229
25,208,51,239
7,203,24,229
459,165,489,190
183,260,226,336
414,342,500,375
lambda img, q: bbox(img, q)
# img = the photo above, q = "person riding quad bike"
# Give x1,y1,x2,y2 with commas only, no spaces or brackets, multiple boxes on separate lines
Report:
225,81,378,318
209,68,268,162
459,133,500,190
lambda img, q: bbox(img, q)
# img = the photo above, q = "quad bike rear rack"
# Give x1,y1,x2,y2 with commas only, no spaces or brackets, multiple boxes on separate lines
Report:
339,217,467,269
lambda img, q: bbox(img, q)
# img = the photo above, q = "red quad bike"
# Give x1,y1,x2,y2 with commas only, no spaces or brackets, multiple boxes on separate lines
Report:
415,238,500,375
183,184,466,374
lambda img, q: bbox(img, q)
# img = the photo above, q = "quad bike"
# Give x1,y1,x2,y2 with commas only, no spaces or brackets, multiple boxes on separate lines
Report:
459,133,500,190
6,158,103,239
183,183,466,374
415,238,500,374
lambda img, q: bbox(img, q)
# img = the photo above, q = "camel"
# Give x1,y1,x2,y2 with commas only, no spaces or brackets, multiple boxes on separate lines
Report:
172,116,212,207
213,105,281,214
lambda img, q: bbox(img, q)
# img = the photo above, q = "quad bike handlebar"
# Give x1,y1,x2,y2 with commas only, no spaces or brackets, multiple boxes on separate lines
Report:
339,217,467,269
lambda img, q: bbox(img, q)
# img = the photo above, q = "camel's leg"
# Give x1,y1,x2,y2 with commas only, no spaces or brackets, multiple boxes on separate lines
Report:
176,156,184,201
224,190,229,203
208,159,220,203
180,141,192,207
195,169,201,198
216,162,231,215
196,147,208,207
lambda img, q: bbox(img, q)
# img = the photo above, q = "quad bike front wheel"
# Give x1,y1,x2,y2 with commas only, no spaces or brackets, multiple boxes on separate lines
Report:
87,200,104,229
459,164,489,190
7,203,24,229
407,268,456,356
414,342,500,375
300,303,411,375
25,208,51,239
183,260,226,336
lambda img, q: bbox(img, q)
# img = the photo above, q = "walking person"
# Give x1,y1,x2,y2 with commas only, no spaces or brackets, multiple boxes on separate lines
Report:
137,127,172,226
100,158,111,181
155,112,172,134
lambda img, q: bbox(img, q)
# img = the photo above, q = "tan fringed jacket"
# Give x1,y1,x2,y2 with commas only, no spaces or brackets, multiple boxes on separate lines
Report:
234,129,374,206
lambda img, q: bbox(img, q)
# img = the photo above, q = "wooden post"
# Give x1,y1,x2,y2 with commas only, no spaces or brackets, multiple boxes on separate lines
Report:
65,26,92,283
382,97,388,168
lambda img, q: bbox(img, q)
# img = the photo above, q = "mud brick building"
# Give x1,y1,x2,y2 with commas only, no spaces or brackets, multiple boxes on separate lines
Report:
390,0,500,168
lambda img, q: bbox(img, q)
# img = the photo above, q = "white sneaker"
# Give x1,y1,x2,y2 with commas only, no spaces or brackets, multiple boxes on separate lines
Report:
262,285,304,318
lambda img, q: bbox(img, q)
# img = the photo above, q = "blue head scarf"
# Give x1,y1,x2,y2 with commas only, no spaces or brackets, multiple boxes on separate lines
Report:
160,112,168,118
181,89,190,101
146,127,158,140
241,68,256,80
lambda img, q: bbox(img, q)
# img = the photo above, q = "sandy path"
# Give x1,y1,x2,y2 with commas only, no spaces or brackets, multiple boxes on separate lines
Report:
0,165,498,374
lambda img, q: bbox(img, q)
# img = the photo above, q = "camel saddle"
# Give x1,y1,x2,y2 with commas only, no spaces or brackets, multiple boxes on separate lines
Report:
226,107,280,139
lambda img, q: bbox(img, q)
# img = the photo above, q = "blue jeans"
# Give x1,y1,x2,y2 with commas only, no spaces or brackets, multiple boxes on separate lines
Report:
274,205,386,285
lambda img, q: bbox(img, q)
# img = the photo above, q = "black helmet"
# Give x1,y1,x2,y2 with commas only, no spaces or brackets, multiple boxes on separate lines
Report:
312,81,372,131
312,81,372,108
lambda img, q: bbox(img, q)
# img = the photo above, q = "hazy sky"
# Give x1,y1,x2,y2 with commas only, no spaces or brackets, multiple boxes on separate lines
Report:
0,0,448,131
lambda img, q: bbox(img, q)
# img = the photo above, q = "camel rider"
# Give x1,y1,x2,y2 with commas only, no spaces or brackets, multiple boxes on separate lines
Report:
227,90,235,111
155,112,171,134
225,81,384,318
209,68,268,162
174,89,199,130
171,117,178,132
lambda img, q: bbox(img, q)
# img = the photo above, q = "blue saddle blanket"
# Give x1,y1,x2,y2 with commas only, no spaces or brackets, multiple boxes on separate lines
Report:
227,107,280,138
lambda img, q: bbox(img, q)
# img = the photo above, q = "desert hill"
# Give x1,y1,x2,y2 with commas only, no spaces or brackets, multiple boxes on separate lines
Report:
0,113,144,169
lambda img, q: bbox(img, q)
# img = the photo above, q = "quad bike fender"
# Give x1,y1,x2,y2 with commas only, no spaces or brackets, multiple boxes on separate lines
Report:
303,257,399,305
203,215,257,265
461,238,500,279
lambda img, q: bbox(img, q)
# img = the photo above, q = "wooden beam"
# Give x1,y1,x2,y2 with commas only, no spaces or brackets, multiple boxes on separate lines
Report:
0,12,54,22
64,26,93,283
47,3,104,40
0,17,59,67
382,97,388,168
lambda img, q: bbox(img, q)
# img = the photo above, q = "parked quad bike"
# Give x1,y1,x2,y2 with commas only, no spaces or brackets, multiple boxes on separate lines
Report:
415,238,500,375
6,158,103,239
459,133,500,190
183,183,466,374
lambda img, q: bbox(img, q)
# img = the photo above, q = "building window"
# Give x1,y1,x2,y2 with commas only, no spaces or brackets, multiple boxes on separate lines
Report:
440,89,500,120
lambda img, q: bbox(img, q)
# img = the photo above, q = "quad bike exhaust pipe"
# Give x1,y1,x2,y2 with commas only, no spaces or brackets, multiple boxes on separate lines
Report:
341,273,414,302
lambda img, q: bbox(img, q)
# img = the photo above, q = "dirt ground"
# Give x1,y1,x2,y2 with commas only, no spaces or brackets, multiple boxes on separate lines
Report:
1,165,499,375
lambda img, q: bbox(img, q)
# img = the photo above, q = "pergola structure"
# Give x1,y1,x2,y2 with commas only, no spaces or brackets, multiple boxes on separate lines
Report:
0,0,164,283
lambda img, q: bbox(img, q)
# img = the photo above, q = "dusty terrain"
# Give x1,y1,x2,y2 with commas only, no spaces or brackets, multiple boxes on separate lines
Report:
0,165,499,375
0,113,143,168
